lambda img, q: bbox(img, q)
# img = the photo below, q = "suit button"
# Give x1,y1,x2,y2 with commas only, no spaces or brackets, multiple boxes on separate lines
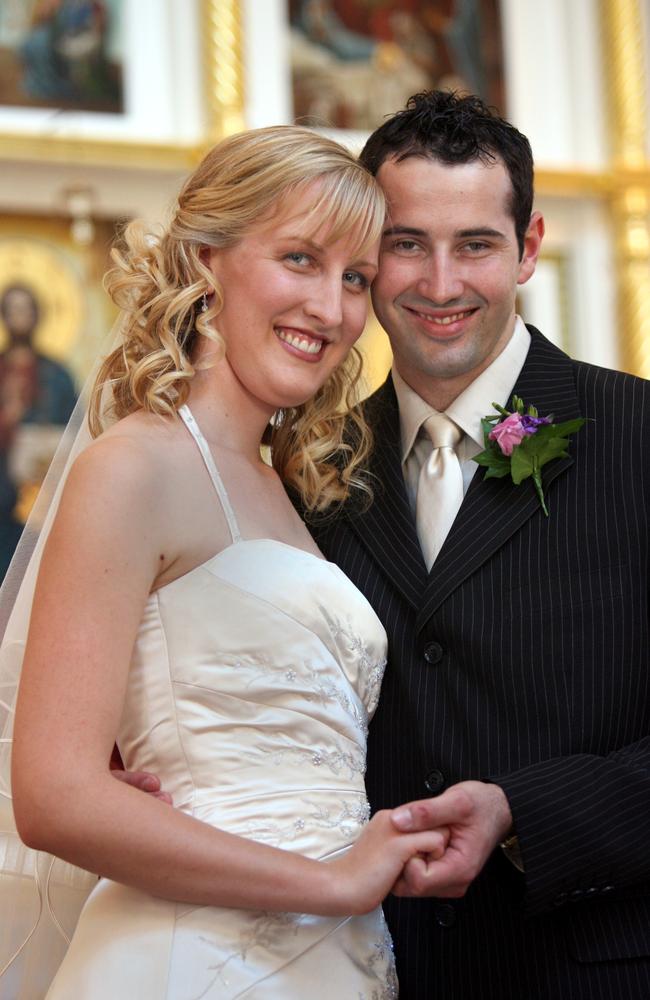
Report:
423,642,443,664
569,889,584,903
553,892,568,907
424,769,445,794
585,887,600,900
435,904,456,928
600,884,615,896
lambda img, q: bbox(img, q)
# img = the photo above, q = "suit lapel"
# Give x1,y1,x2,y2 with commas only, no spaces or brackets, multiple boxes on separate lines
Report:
347,378,428,610
417,328,583,629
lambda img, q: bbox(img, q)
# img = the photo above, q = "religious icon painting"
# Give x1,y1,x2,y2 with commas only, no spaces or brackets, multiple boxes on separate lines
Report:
0,214,119,578
0,0,125,114
289,0,505,132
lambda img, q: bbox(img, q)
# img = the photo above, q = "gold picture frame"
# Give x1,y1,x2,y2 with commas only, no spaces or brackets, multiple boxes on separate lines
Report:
0,0,245,171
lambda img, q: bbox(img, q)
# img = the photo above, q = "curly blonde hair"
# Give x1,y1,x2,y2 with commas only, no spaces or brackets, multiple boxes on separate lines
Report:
91,125,385,512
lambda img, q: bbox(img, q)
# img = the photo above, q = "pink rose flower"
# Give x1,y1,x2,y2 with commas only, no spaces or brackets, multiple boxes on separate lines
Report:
488,412,527,456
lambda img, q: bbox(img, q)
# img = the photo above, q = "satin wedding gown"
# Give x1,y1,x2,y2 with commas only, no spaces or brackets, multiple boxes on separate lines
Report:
46,405,397,999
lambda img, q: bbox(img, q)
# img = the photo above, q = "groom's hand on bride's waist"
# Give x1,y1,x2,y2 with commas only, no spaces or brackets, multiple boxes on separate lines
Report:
109,755,173,806
389,781,513,898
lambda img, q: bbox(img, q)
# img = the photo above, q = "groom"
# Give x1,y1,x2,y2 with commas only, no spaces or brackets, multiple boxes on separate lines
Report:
305,91,650,998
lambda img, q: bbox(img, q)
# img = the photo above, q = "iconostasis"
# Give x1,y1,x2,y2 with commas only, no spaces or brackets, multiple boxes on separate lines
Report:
0,0,647,558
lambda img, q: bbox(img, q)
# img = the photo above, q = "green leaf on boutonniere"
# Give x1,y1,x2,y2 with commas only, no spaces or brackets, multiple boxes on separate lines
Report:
472,397,586,516
547,418,588,437
510,444,534,484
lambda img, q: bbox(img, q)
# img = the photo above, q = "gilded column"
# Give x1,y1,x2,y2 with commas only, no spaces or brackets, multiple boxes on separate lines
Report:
202,0,245,145
601,0,650,378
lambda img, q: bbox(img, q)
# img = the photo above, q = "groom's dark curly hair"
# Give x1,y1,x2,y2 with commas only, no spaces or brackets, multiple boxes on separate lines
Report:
360,90,534,258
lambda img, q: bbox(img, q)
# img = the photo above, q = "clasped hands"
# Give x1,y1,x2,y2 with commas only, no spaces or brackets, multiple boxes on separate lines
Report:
112,762,512,900
388,781,513,898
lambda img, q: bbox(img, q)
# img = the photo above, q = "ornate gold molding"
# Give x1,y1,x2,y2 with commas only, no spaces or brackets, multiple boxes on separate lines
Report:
0,1,245,171
601,0,650,378
535,169,612,198
0,133,198,170
202,0,245,144
611,183,650,377
601,0,647,166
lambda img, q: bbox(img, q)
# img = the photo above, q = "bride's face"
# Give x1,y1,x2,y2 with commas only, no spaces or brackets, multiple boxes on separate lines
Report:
203,183,379,413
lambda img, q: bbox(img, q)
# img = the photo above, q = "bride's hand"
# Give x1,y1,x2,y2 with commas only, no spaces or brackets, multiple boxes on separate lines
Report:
328,809,449,915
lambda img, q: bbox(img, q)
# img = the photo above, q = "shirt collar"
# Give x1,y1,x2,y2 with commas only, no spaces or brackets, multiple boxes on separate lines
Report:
393,316,531,462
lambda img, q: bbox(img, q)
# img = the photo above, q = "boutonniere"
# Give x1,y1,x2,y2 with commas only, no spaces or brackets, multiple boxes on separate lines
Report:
473,395,585,515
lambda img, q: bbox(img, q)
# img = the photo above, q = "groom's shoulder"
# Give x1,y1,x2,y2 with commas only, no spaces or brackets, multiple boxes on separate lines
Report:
572,354,650,420
528,325,650,421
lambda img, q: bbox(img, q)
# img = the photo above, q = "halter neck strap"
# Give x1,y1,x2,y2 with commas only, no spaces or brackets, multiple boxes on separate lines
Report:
178,404,242,545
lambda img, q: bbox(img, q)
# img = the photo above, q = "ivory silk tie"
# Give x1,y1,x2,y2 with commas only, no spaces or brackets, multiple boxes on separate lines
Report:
415,413,464,570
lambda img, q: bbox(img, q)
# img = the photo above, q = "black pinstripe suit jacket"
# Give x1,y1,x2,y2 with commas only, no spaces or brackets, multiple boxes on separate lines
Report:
308,328,650,999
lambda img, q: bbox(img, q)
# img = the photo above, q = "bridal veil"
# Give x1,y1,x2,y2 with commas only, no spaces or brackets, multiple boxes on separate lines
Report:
0,340,118,998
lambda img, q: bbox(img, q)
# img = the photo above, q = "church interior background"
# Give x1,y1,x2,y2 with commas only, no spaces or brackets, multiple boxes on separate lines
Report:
0,0,648,577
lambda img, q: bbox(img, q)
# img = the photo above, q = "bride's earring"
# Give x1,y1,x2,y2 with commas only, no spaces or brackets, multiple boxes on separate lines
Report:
201,292,209,313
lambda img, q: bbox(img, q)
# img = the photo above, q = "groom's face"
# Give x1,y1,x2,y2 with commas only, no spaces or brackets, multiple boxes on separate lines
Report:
372,155,542,406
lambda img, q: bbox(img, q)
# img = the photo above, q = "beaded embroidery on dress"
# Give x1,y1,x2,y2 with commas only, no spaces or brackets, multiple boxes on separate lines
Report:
45,405,396,999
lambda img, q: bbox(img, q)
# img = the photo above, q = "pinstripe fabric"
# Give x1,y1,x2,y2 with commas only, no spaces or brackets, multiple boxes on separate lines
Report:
308,328,650,999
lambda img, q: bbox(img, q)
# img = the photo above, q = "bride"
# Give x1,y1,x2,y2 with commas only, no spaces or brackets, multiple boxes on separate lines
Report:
7,125,447,998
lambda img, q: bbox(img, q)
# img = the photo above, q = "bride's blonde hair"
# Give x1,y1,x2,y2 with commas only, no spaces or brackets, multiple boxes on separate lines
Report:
91,125,385,512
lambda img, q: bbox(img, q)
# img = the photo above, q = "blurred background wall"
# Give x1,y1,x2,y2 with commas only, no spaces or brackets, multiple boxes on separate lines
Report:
0,0,647,574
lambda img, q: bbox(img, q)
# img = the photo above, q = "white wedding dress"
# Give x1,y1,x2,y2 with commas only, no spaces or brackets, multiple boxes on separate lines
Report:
45,405,397,999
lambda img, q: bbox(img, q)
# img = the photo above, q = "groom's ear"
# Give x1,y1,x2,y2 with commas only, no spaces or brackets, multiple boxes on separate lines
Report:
517,212,544,286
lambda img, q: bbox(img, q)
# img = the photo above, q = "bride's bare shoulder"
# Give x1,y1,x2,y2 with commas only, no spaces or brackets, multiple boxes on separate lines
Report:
96,408,181,450
67,410,187,502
